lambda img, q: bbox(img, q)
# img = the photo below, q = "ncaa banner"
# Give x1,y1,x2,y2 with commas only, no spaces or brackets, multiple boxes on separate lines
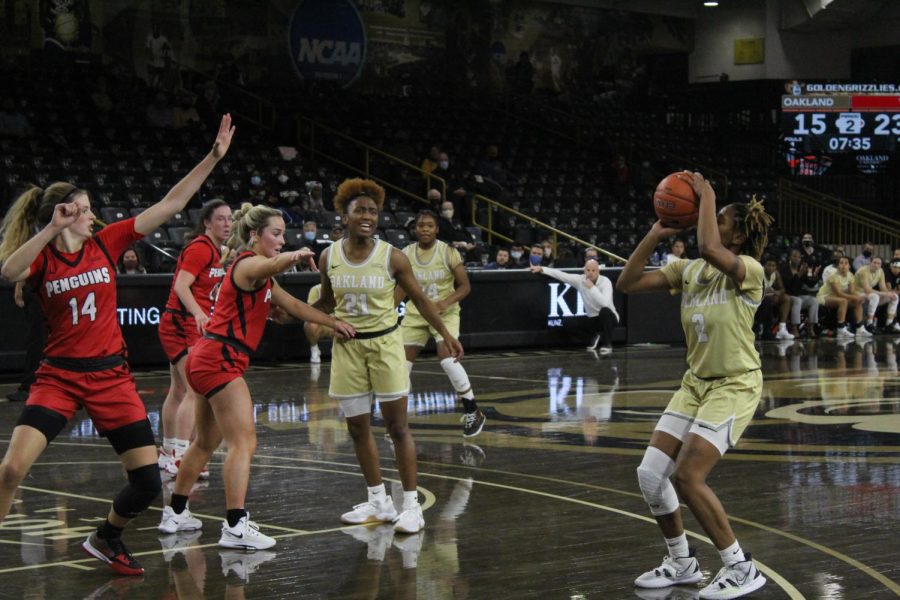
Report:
288,0,367,88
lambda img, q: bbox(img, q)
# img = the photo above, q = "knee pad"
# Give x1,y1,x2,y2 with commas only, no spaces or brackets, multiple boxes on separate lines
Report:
16,406,68,444
106,419,156,455
113,464,162,518
440,357,472,394
636,446,680,517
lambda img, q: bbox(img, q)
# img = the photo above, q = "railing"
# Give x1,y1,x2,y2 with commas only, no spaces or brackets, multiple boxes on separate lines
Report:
296,116,446,206
776,179,900,247
471,194,627,265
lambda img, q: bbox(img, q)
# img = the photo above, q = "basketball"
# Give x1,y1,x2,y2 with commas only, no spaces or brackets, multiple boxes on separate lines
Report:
653,172,699,228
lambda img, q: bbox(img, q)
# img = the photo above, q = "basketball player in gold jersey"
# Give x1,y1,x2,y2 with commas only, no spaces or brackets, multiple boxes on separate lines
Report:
398,210,485,437
617,172,770,599
314,179,463,535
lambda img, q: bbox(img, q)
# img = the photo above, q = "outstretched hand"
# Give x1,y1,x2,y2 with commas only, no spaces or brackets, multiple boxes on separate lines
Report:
211,113,236,160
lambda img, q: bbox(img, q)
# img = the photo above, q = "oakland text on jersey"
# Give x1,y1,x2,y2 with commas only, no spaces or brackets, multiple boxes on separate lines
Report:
330,273,388,289
681,288,731,309
413,268,448,283
44,266,112,297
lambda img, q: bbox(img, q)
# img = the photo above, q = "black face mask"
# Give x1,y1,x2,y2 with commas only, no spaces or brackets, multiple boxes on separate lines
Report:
802,240,812,247
863,250,872,258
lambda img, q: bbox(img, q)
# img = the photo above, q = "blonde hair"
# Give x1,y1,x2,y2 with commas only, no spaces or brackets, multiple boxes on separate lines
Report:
730,196,774,260
333,178,385,214
0,182,83,263
223,202,282,262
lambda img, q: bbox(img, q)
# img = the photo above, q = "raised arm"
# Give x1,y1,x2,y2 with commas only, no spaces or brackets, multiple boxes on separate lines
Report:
616,223,682,294
233,248,313,289
134,114,235,235
1,203,79,282
392,249,463,359
531,265,580,285
685,171,746,286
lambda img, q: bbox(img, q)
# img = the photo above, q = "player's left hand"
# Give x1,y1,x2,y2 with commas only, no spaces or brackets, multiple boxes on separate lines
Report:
331,319,356,340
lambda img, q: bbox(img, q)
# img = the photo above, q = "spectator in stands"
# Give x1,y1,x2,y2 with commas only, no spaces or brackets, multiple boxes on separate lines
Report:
172,93,200,129
555,246,577,268
583,247,600,264
421,146,440,176
118,247,147,275
298,221,320,257
434,152,468,216
510,243,528,268
485,247,513,269
426,188,443,213
758,256,793,340
817,256,869,339
0,98,31,137
146,92,173,129
475,145,509,188
329,225,344,242
799,232,826,274
529,244,548,268
852,241,875,272
532,258,618,354
437,200,477,256
663,239,686,265
303,181,326,217
511,51,535,94
855,257,900,332
540,239,555,266
780,248,820,337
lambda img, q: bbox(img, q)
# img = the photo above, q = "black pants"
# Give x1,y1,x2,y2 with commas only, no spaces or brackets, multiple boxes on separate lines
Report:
580,308,617,347
19,287,47,392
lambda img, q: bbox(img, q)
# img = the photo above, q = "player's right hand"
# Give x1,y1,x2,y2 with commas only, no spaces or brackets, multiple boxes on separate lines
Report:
445,336,464,361
331,319,356,340
50,203,79,230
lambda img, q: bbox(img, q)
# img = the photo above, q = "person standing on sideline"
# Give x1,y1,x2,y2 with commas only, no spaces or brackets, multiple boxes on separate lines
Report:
532,258,619,354
6,280,46,402
0,114,236,575
157,199,233,479
313,178,463,535
157,203,355,550
399,210,485,437
616,173,770,599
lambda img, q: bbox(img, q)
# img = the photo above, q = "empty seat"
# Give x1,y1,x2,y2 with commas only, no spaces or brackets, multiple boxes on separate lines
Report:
167,226,192,245
100,206,129,224
385,229,410,247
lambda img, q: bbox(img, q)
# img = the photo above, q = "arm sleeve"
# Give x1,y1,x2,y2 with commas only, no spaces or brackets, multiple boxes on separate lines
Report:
179,242,215,277
659,258,688,292
96,218,144,262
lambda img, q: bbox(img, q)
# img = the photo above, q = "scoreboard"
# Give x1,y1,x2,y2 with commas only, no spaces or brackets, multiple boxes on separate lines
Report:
781,83,900,154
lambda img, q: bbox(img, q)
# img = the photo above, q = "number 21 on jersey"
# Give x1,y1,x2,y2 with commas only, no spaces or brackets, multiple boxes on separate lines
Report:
344,293,370,316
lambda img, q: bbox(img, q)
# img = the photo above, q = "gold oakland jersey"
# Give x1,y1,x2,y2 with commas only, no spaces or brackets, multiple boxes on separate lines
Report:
855,267,885,291
660,257,764,378
817,272,853,302
402,240,462,319
327,239,397,333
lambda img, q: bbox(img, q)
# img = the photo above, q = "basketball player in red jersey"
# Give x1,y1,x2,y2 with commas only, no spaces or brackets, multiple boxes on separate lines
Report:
158,203,355,550
158,199,233,479
0,114,236,575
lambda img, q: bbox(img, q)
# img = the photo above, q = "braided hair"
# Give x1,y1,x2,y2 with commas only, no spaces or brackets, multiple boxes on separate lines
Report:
729,196,773,260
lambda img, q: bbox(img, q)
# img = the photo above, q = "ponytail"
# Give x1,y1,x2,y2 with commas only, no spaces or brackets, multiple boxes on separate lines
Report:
0,182,82,264
222,202,281,265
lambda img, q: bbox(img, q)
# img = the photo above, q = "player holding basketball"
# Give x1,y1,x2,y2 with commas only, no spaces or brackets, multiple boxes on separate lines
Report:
157,202,355,550
157,199,232,479
398,209,485,437
0,115,235,575
617,172,770,599
314,179,463,534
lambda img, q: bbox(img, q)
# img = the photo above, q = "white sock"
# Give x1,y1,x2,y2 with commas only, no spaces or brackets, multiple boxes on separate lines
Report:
163,437,176,452
719,540,745,566
172,438,189,456
440,357,474,399
402,490,419,510
406,360,414,375
367,483,386,501
665,533,690,559
778,322,787,330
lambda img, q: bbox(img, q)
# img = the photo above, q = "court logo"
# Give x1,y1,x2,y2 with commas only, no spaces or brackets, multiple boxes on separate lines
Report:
547,283,586,325
288,0,367,88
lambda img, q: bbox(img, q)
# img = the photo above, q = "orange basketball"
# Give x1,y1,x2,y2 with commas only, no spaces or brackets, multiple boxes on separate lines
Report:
653,172,699,228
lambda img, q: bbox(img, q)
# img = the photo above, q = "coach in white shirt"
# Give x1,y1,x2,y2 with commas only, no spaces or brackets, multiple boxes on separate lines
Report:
531,258,619,354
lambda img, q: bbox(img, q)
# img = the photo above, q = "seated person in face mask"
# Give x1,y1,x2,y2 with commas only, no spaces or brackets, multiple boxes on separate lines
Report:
437,201,477,254
296,221,321,267
509,244,528,268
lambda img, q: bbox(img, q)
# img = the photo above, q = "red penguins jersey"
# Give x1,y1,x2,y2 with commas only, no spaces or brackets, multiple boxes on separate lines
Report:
28,218,143,358
164,235,225,316
205,252,272,352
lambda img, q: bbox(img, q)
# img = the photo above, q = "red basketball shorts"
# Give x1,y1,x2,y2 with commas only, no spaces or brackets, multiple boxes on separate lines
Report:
185,338,249,398
158,311,200,364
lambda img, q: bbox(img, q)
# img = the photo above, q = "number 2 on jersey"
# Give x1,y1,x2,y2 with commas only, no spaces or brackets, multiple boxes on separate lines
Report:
69,292,97,325
691,313,709,343
344,293,370,316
